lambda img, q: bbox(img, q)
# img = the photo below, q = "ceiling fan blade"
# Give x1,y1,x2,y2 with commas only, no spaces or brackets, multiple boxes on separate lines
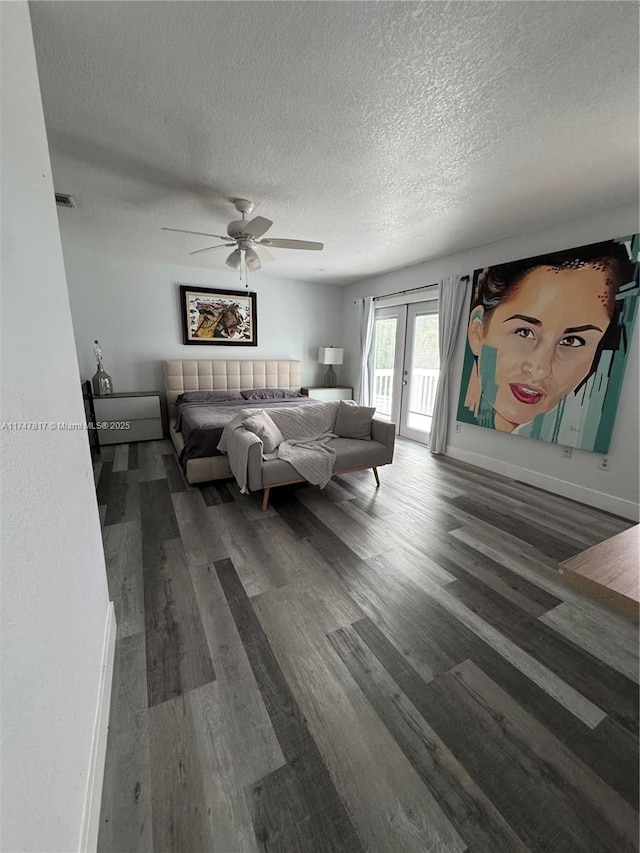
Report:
225,249,241,270
254,245,275,264
163,227,229,240
188,243,232,256
241,216,273,239
261,238,324,251
245,247,262,272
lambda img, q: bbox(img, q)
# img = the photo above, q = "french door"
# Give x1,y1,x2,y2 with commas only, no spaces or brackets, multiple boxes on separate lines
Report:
373,302,439,444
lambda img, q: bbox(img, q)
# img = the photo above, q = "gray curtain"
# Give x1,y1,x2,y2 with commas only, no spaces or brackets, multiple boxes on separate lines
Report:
430,275,468,454
354,296,374,405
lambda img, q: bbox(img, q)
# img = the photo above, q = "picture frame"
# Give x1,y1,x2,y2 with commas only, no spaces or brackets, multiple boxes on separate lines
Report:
456,234,639,453
179,285,258,346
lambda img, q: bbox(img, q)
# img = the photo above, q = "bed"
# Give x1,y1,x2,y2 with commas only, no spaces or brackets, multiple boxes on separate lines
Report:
164,359,312,484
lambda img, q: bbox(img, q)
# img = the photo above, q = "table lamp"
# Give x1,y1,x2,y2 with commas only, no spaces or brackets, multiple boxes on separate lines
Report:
318,346,344,388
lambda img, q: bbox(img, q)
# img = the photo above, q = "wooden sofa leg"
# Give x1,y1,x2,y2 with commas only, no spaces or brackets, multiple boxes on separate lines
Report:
372,467,380,488
262,487,271,511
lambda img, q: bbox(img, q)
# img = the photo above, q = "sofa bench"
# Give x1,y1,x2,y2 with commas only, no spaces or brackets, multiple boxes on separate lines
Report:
235,417,396,509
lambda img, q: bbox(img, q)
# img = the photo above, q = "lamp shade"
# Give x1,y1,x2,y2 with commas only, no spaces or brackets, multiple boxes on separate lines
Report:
318,346,344,365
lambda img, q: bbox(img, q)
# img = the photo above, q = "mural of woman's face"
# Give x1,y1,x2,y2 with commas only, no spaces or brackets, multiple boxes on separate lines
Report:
468,265,612,431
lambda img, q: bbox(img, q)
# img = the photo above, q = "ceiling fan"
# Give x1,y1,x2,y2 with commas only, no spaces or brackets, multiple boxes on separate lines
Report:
162,198,323,272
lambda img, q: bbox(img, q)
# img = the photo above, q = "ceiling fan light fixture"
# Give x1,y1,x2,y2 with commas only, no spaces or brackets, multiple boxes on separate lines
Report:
225,248,241,270
254,244,275,264
244,247,261,272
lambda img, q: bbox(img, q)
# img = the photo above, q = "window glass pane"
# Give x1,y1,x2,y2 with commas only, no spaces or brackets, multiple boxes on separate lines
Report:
373,317,397,419
407,313,439,433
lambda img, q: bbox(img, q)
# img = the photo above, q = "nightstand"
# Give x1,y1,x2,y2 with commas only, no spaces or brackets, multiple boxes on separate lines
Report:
301,386,354,402
93,391,163,444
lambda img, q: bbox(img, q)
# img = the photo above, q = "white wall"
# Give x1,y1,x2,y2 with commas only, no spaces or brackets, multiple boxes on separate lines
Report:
343,203,639,519
0,4,112,851
59,229,344,394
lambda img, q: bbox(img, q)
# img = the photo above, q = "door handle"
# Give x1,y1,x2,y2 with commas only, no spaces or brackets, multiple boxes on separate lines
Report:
402,380,408,386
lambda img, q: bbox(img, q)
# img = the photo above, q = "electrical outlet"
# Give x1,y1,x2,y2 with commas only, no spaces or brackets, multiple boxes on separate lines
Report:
599,456,610,471
561,446,572,459
455,422,461,433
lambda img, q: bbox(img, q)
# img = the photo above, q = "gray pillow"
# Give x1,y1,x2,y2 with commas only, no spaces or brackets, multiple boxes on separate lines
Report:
241,388,303,400
242,411,284,453
334,400,375,440
176,390,243,404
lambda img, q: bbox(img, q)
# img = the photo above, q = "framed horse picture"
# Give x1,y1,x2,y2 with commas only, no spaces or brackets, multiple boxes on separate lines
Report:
179,285,258,346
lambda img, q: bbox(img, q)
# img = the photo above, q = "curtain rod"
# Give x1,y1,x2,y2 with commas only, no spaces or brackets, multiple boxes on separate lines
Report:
354,275,469,304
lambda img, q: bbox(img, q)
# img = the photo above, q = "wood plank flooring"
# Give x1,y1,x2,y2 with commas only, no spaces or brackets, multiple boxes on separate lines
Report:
96,438,639,853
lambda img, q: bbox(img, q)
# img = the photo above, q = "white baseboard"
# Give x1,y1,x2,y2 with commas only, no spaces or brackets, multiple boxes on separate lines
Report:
80,601,116,853
445,445,640,522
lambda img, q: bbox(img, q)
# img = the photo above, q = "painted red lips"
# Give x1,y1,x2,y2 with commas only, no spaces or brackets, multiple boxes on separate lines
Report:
509,383,545,405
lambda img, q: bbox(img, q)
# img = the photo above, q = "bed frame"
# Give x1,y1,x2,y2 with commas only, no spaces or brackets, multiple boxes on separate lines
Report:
163,359,302,484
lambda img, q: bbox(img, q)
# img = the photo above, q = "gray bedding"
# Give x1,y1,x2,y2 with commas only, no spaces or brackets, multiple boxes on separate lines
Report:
175,397,317,463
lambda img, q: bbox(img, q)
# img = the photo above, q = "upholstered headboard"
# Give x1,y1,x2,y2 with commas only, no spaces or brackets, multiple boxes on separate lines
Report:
163,359,302,418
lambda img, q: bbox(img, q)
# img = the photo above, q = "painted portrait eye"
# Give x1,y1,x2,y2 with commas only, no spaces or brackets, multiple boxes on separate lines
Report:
514,327,535,340
559,335,586,348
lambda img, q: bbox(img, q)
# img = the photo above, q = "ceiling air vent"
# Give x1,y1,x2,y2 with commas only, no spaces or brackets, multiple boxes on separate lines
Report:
55,193,76,209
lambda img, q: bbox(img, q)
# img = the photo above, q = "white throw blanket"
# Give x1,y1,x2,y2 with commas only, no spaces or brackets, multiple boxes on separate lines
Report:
218,401,340,493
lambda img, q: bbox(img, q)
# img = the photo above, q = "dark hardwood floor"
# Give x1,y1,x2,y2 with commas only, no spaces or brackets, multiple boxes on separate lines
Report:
95,438,639,853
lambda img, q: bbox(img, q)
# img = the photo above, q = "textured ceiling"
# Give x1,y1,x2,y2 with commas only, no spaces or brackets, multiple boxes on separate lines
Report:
30,1,639,285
